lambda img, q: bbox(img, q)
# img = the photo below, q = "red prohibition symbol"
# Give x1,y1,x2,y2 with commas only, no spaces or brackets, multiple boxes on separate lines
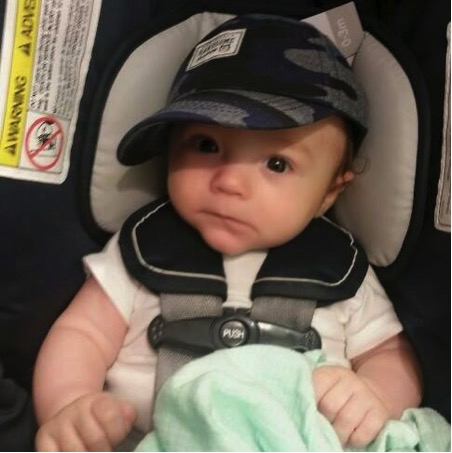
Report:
25,116,64,171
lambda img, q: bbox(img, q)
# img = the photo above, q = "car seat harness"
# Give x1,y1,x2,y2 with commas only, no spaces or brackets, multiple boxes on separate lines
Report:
119,198,368,391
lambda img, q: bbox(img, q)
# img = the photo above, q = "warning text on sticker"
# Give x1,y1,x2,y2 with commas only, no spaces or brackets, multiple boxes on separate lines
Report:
3,76,27,157
0,0,41,167
19,0,38,55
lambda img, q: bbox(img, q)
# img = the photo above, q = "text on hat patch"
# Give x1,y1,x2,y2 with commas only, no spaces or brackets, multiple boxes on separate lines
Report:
187,29,246,70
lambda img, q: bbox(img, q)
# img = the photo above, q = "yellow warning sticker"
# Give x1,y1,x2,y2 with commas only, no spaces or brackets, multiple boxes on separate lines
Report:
0,0,40,167
0,0,101,184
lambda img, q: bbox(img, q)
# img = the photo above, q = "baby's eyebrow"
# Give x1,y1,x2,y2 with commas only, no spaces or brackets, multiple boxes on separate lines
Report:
271,137,312,157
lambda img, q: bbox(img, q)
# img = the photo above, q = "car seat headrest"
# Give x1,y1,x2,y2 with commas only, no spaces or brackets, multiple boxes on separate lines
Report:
87,10,426,275
334,32,422,271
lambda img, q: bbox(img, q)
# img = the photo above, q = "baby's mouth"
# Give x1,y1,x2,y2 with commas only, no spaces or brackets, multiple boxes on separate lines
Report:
203,210,249,229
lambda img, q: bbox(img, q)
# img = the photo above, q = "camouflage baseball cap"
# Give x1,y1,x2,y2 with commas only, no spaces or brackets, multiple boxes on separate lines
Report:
118,14,368,166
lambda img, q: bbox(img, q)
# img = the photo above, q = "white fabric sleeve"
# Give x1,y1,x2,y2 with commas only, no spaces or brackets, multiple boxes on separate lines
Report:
344,266,404,359
83,233,140,323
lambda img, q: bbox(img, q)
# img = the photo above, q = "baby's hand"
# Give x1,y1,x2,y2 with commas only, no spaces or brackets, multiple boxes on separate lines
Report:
313,366,390,447
35,392,136,451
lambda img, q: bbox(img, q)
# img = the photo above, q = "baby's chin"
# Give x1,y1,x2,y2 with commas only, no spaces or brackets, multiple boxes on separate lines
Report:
200,229,263,257
205,238,253,257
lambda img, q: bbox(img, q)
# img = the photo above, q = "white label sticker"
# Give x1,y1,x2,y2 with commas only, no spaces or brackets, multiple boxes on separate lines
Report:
187,29,246,70
435,23,451,232
303,2,364,63
0,0,102,184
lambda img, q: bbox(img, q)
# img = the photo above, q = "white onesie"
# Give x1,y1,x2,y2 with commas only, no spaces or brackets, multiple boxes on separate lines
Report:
84,233,403,433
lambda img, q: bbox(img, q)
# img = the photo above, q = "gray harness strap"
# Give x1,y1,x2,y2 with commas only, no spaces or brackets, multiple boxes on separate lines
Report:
154,293,223,393
153,293,318,394
251,297,317,331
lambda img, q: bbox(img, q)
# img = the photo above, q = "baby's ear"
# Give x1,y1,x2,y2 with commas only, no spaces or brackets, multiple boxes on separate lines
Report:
316,170,354,217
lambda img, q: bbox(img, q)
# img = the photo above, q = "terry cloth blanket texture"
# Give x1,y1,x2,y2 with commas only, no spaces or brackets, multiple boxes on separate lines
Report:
136,346,451,452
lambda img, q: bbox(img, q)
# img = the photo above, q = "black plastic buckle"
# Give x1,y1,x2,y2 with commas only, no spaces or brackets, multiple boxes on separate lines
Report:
148,310,321,354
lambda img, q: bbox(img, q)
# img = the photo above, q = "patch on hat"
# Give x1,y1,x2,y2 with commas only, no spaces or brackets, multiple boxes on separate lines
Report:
187,29,246,70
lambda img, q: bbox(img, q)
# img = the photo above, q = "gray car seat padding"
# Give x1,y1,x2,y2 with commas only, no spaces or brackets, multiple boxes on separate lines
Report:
87,11,428,277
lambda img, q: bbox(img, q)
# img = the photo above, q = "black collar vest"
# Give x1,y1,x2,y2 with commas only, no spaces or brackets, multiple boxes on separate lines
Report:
119,198,368,306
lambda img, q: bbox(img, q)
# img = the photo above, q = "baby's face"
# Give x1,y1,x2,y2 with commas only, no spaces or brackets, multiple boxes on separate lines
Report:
167,117,350,256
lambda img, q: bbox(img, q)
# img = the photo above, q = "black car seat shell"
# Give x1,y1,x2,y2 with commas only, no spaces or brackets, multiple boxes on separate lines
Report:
0,1,449,450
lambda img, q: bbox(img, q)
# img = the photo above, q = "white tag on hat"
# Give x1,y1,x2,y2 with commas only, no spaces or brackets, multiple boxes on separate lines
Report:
187,29,246,70
303,2,363,63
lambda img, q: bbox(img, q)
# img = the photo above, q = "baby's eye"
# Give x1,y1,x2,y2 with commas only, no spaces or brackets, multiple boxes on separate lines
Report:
266,156,289,173
195,136,219,154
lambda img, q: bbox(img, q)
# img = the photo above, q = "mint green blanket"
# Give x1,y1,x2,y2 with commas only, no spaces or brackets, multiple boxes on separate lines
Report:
136,346,450,452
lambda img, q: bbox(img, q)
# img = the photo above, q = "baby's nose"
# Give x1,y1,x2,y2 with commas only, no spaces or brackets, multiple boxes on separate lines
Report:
210,163,249,197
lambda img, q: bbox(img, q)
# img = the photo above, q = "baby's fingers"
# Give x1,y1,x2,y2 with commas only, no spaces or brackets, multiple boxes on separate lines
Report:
35,423,88,452
332,395,386,447
347,408,386,447
91,396,136,448
35,428,59,452
73,413,113,451
316,377,353,421
331,395,368,445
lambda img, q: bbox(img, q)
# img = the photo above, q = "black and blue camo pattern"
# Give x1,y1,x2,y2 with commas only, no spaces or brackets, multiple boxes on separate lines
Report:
118,14,368,166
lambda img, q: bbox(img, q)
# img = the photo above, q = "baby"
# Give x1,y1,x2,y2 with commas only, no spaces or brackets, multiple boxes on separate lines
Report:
33,14,422,451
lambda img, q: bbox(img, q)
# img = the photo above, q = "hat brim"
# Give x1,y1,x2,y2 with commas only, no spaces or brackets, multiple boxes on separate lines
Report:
117,89,352,166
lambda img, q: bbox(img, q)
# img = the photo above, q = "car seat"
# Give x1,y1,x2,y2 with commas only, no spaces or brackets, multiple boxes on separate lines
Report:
0,0,449,450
